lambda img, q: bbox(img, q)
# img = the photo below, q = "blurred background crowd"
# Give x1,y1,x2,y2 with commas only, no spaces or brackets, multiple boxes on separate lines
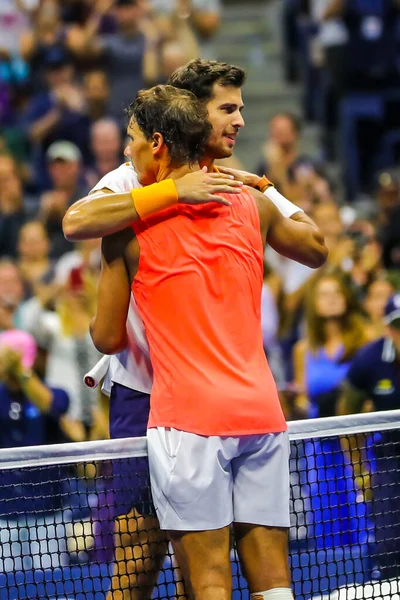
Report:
0,0,399,580
0,0,400,470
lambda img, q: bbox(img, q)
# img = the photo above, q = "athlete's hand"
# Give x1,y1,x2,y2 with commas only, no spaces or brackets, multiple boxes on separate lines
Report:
175,167,243,207
217,166,261,189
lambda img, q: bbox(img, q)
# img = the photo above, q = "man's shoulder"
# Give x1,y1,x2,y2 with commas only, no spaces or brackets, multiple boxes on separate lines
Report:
90,162,141,194
353,337,386,365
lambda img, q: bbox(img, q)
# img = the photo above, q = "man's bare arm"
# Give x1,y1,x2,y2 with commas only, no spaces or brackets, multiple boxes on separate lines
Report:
217,165,314,223
90,229,135,355
250,188,328,268
63,169,243,241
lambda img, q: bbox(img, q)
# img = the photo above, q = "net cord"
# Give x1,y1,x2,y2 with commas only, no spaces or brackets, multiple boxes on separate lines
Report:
0,409,399,470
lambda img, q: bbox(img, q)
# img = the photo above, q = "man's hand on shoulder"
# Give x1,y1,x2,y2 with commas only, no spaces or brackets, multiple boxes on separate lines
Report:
217,166,263,190
175,167,244,206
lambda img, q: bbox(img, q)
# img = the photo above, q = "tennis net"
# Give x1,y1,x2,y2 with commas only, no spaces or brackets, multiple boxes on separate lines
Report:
0,410,399,600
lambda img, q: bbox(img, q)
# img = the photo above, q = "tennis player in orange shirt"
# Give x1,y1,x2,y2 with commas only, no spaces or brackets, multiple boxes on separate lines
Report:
91,84,327,600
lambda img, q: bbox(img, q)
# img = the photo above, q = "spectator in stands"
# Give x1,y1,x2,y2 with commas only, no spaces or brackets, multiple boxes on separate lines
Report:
0,154,26,258
83,69,111,122
151,0,221,57
256,112,318,192
376,170,400,229
339,293,400,577
85,118,123,190
261,261,285,385
16,221,54,300
38,140,88,258
323,0,400,92
383,206,400,271
293,271,371,550
293,272,370,418
25,48,90,190
74,0,161,122
53,238,100,285
0,259,26,332
20,0,74,90
23,260,101,436
363,276,396,339
376,171,400,270
0,329,69,451
345,220,386,300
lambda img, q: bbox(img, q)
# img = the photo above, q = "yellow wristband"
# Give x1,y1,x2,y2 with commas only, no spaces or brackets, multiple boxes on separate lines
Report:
131,179,178,219
254,175,274,193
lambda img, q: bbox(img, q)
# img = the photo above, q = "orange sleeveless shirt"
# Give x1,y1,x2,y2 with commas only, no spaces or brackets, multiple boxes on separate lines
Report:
132,187,286,436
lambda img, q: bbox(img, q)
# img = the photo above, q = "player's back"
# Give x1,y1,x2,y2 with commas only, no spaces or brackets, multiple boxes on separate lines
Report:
132,187,286,436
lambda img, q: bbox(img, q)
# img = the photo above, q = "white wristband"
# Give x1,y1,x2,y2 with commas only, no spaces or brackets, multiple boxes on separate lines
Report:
264,186,303,218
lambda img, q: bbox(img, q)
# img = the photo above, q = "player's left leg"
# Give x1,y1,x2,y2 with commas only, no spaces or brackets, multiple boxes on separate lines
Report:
233,524,291,594
109,508,168,600
231,431,293,597
169,526,232,600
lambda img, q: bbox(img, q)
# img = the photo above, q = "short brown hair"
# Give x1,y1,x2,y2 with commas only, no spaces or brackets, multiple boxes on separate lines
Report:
168,59,246,101
126,85,212,166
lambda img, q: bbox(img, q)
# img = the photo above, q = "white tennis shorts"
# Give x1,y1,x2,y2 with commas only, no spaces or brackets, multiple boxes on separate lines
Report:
147,427,290,531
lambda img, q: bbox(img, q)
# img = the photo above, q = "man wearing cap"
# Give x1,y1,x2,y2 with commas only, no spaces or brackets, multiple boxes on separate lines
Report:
339,293,400,578
39,140,87,258
25,48,89,191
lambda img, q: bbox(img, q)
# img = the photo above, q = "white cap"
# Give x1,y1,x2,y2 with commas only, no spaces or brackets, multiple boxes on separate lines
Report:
46,141,82,163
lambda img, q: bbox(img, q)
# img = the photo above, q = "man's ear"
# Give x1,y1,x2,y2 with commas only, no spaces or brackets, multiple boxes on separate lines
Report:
152,132,165,157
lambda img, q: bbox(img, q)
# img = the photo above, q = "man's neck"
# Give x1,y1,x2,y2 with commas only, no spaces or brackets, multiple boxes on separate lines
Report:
200,156,215,170
156,163,201,182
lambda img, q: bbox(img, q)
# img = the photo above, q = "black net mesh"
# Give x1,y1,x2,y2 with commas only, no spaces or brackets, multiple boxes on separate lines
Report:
0,428,399,599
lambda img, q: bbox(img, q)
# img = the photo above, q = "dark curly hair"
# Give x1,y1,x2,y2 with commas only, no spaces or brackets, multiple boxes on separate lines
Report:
126,85,212,166
168,58,246,101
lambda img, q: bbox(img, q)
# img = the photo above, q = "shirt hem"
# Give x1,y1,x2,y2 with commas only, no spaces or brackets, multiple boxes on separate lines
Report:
147,423,287,436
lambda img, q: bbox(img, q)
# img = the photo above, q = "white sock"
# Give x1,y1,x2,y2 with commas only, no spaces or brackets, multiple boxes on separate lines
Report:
251,588,294,600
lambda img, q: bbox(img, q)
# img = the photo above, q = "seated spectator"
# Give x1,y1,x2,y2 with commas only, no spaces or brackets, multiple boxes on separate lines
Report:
83,69,111,122
0,154,26,258
38,141,88,258
293,271,370,418
73,0,160,123
261,261,285,386
285,161,334,209
0,259,25,332
0,0,34,88
345,220,386,300
382,204,400,271
25,49,90,190
23,262,101,434
363,276,395,339
151,0,221,57
20,0,97,87
16,221,54,300
85,118,123,190
0,329,69,451
375,170,400,230
54,238,101,286
256,112,319,192
313,201,346,262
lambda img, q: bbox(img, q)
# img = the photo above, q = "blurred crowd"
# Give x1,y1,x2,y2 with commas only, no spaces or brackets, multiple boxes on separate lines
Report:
0,0,399,468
